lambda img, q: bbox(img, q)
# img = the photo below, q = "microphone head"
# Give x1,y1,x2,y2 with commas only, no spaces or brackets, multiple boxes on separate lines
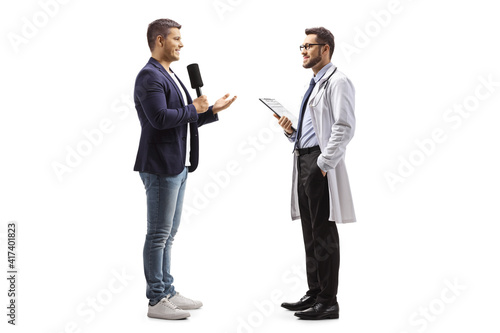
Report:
187,63,204,89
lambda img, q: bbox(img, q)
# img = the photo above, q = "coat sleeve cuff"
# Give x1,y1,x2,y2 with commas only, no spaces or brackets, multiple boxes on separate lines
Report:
187,104,198,122
208,106,219,121
317,154,329,172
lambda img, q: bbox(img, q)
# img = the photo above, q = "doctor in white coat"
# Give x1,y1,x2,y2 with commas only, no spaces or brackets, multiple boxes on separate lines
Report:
276,26,356,320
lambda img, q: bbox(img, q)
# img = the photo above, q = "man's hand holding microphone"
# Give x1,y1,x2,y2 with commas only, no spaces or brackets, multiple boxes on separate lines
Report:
192,95,209,113
188,63,237,114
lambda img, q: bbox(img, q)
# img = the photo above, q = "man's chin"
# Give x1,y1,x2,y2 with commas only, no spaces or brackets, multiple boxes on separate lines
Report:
303,57,321,69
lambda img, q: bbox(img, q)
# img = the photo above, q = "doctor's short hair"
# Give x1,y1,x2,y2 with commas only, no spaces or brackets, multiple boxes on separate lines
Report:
305,27,335,59
147,18,182,52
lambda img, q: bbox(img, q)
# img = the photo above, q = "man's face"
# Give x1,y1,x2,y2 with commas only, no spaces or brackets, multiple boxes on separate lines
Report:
159,27,183,62
301,34,323,69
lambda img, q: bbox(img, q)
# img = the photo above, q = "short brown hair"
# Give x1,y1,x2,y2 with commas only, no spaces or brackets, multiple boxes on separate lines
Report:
147,18,182,52
305,27,335,59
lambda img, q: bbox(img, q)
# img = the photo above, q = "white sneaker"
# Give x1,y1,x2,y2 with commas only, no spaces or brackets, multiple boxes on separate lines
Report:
169,292,203,310
147,297,190,320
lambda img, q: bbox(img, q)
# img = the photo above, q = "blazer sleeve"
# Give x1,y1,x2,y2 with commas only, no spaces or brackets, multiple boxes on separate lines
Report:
135,69,198,130
317,77,356,172
197,106,219,127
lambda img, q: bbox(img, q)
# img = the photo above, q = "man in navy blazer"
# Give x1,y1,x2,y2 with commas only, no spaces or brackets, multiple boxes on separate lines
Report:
134,18,236,320
134,57,217,174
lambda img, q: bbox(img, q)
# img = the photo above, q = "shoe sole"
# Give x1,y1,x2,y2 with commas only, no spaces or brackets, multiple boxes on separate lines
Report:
147,313,191,320
176,304,203,310
294,313,339,320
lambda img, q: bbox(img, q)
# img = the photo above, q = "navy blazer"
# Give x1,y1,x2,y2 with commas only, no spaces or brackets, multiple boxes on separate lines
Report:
133,57,218,175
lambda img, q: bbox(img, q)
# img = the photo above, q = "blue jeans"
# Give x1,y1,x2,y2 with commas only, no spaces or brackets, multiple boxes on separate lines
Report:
139,168,188,305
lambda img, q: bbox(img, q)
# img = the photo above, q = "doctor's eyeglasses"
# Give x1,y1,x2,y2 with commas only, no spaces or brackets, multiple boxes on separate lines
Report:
299,43,326,51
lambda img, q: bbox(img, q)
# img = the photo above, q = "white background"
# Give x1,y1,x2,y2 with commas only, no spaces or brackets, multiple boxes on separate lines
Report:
1,0,500,332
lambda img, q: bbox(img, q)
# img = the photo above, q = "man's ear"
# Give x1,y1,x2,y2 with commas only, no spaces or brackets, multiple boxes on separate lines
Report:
156,35,164,48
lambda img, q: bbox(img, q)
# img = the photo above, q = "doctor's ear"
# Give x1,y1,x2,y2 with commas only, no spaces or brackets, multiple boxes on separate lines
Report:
322,44,330,57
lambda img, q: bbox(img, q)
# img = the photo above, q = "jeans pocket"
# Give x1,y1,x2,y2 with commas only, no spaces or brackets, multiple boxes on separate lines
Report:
140,172,150,187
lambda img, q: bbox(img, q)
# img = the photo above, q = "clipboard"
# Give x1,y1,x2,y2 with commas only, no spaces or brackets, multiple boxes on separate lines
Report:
259,98,298,131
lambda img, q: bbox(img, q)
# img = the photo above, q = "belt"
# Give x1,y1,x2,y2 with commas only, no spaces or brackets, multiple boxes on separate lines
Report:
294,145,320,157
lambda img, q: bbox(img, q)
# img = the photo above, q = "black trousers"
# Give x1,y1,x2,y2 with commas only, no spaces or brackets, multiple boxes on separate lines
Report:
297,149,340,305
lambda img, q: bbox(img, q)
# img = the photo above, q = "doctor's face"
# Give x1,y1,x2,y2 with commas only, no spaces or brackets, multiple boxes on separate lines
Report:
301,34,323,69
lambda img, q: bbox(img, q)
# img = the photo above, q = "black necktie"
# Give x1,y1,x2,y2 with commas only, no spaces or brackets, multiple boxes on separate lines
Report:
294,78,316,150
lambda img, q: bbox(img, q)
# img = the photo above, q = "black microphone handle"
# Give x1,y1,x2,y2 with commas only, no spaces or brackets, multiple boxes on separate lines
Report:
196,87,202,97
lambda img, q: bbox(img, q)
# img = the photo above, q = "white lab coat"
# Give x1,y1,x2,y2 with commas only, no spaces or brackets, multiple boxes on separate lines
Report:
290,65,356,224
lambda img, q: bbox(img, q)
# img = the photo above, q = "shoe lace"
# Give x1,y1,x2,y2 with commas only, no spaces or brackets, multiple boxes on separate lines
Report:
174,293,188,300
160,297,180,310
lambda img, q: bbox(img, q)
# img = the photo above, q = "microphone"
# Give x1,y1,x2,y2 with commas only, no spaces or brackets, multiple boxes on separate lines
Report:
187,63,204,97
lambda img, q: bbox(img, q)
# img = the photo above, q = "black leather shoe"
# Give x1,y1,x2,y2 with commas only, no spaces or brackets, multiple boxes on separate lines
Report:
281,295,316,311
294,302,339,320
